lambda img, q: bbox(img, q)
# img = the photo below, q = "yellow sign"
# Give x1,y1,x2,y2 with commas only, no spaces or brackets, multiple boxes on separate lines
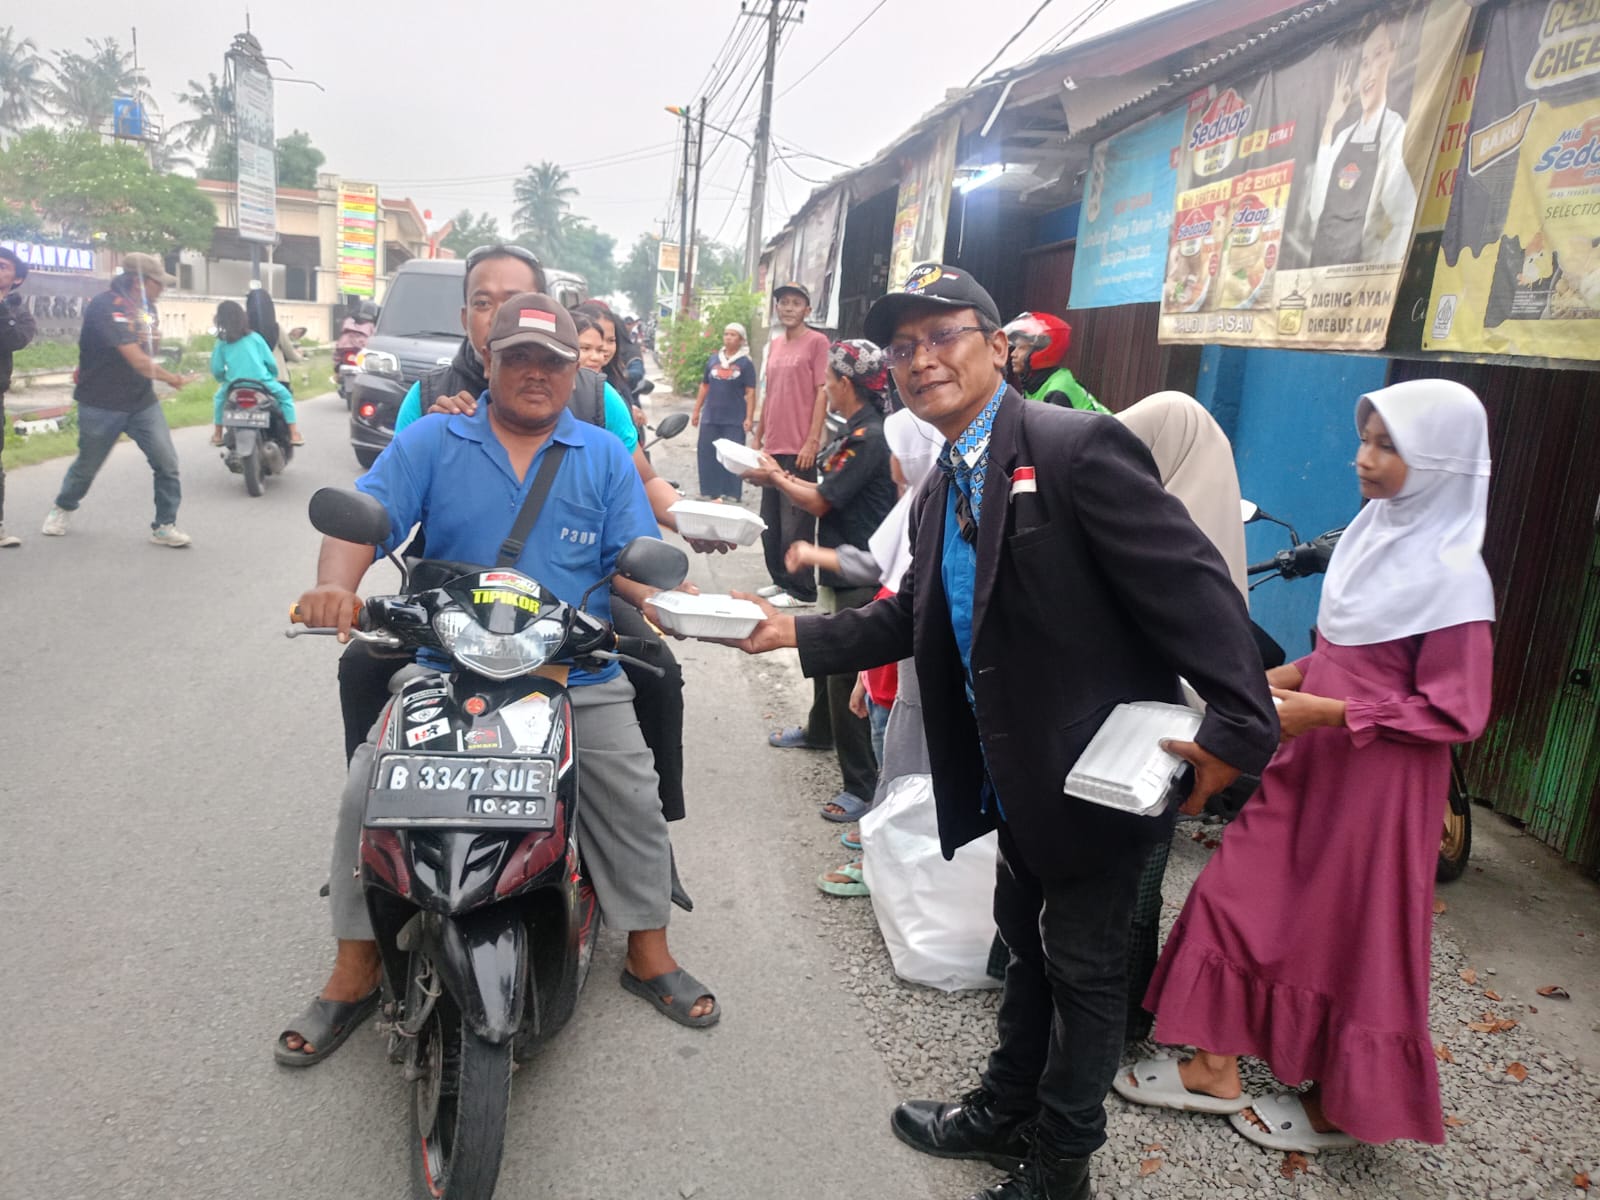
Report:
472,589,541,614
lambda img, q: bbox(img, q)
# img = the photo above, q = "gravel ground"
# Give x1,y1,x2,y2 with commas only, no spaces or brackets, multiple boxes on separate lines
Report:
792,789,1600,1199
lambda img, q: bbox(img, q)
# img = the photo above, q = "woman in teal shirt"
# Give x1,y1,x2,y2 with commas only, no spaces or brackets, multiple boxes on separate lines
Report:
210,300,300,445
392,316,638,451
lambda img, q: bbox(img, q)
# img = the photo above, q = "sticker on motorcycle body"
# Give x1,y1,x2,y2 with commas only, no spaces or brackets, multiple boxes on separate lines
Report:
500,693,555,752
406,718,451,747
407,704,443,723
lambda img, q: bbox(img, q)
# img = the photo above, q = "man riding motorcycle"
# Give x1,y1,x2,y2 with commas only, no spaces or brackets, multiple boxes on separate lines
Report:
1003,311,1108,413
279,294,717,1065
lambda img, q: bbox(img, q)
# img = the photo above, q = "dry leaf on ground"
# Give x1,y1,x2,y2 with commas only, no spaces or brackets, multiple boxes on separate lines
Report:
1139,1158,1162,1177
1573,1171,1590,1190
1484,989,1503,1001
1537,985,1571,999
1436,1043,1454,1063
1444,1115,1466,1128
1280,1152,1311,1179
1433,899,1448,915
1506,1062,1529,1082
1467,1021,1499,1033
1459,968,1478,986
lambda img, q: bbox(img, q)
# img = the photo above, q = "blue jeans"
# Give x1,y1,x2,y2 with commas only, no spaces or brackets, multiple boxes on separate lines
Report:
55,402,182,529
868,698,891,768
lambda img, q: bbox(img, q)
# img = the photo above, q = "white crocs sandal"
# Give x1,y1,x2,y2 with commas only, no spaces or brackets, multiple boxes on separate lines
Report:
1113,1057,1253,1115
1229,1093,1361,1153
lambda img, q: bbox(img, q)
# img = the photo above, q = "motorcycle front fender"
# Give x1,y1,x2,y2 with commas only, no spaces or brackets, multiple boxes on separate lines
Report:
424,907,525,1045
231,428,258,456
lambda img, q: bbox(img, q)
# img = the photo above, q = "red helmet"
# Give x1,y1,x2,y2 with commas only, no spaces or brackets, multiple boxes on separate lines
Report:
1003,311,1072,371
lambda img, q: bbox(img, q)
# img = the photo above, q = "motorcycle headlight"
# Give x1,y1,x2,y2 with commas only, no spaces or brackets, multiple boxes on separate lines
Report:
432,610,565,681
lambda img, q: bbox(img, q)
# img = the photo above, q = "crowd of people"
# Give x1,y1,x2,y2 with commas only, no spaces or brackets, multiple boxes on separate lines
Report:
1,237,1495,1199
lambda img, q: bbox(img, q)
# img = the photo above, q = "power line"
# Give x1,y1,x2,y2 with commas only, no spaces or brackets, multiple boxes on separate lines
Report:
966,0,1057,86
690,12,748,101
773,134,853,169
776,0,891,98
1029,0,1116,61
710,153,754,243
771,150,833,185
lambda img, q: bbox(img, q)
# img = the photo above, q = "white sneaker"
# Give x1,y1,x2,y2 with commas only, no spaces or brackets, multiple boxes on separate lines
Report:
41,507,70,536
756,584,785,598
0,526,19,548
768,592,815,609
150,524,193,548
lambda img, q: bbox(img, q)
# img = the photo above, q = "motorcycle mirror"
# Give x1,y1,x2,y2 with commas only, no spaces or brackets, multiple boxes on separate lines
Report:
309,487,393,546
1240,499,1261,524
653,412,690,441
634,378,657,397
616,537,689,591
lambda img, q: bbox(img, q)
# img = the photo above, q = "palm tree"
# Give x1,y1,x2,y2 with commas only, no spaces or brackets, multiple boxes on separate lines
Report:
0,27,48,137
48,37,147,131
171,73,230,154
512,161,577,258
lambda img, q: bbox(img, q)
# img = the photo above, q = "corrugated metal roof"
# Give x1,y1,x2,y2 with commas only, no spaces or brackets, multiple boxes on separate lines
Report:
1067,0,1352,141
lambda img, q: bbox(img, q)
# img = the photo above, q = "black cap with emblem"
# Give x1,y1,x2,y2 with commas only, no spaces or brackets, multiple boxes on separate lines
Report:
863,263,1002,347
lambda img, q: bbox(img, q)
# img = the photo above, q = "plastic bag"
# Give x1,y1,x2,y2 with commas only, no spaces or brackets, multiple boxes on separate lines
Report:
860,773,1000,991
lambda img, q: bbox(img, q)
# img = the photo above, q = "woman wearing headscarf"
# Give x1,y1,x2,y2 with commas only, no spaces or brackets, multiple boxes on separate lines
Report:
691,323,757,500
749,339,899,825
783,406,943,894
1118,379,1495,1154
1114,391,1248,1038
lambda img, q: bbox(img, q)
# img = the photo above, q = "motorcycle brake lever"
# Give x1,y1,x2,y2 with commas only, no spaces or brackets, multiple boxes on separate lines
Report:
285,627,404,648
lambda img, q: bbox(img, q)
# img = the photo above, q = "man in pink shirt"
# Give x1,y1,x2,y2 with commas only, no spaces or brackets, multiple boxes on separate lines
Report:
753,282,830,606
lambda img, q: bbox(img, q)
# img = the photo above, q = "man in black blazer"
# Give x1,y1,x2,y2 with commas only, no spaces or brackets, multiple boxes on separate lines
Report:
730,264,1277,1200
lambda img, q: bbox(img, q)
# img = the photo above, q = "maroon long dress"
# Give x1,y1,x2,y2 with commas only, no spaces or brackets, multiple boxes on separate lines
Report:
1144,621,1493,1145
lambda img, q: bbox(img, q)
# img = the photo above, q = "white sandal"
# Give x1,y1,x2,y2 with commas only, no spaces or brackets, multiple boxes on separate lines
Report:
1113,1057,1253,1115
1228,1093,1360,1153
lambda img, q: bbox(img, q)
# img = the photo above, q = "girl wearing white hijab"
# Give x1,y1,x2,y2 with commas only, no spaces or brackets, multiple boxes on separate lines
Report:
1122,379,1495,1154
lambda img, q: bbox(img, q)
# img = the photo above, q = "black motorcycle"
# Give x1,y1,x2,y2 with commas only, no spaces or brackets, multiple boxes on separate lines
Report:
220,377,294,496
288,487,688,1200
1242,500,1474,882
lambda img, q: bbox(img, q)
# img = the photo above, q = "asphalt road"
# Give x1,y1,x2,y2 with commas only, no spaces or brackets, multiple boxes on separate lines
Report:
0,390,986,1199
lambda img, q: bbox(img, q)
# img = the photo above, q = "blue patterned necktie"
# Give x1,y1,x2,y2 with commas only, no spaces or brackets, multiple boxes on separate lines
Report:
940,380,1006,534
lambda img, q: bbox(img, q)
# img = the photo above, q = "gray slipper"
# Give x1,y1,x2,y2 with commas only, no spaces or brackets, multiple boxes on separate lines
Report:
620,968,720,1029
274,989,381,1067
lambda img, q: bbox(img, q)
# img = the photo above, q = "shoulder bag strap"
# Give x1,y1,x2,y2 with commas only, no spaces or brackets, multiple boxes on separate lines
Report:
496,443,569,566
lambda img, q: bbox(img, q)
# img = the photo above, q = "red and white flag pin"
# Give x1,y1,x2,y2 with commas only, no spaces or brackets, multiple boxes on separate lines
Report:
1010,466,1037,496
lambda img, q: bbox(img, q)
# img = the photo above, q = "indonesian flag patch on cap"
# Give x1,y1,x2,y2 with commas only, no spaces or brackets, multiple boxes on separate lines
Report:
518,308,559,333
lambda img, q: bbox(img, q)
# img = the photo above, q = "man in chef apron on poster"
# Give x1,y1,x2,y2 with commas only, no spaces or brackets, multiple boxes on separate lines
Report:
1305,16,1417,267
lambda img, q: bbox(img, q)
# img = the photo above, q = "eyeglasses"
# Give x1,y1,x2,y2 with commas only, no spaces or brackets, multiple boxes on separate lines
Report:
886,325,986,369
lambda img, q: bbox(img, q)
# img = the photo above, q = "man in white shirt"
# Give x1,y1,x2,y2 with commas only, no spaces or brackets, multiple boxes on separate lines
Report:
1305,17,1417,267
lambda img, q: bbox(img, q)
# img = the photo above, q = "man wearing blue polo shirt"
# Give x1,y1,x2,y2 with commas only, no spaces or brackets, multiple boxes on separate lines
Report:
280,294,716,1065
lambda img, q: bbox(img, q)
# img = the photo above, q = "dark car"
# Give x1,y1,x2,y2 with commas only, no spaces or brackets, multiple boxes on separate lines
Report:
348,259,466,468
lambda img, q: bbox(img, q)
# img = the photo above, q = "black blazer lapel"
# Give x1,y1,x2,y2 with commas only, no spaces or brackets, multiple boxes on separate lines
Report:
971,389,1023,642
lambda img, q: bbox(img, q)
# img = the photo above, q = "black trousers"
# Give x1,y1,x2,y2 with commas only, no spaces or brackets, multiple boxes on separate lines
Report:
803,584,879,800
982,823,1149,1157
0,395,7,523
335,606,687,823
759,454,817,602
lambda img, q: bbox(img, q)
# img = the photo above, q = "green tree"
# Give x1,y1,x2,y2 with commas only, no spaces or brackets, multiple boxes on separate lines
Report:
511,161,576,259
0,127,215,251
551,217,616,296
619,233,659,318
48,37,146,130
0,27,49,137
171,73,230,154
439,208,502,258
274,129,324,188
662,280,762,397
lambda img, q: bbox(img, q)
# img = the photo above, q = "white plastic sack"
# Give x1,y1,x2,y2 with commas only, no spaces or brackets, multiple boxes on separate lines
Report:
859,773,1000,992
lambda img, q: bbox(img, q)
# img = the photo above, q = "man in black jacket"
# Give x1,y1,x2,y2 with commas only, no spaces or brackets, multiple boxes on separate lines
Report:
0,246,38,547
729,264,1277,1200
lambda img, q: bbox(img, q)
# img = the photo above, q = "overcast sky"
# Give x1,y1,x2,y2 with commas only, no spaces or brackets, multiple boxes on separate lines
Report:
19,0,1183,253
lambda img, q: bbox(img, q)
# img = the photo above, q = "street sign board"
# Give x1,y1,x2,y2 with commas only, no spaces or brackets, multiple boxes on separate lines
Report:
233,61,277,244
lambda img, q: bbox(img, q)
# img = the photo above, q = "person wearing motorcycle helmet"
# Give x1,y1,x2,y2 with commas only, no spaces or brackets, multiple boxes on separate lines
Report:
1003,312,1108,413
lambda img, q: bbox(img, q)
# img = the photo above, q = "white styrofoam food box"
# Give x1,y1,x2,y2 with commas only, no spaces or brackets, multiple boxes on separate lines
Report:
1063,701,1205,817
648,592,767,639
714,438,765,473
669,499,767,545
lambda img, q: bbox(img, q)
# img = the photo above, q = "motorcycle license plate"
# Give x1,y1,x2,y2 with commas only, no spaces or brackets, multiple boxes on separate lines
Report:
366,754,556,828
225,409,271,427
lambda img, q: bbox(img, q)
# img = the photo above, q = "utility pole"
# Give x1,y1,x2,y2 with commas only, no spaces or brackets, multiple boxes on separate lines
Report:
741,0,804,282
677,107,693,314
683,97,706,315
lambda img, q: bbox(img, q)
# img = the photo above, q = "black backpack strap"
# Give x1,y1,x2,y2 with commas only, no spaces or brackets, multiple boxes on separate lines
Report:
571,368,607,428
496,443,569,566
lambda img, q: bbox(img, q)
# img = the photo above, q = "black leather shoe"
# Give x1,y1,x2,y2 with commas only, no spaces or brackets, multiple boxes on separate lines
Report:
966,1147,1091,1200
890,1086,1033,1173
